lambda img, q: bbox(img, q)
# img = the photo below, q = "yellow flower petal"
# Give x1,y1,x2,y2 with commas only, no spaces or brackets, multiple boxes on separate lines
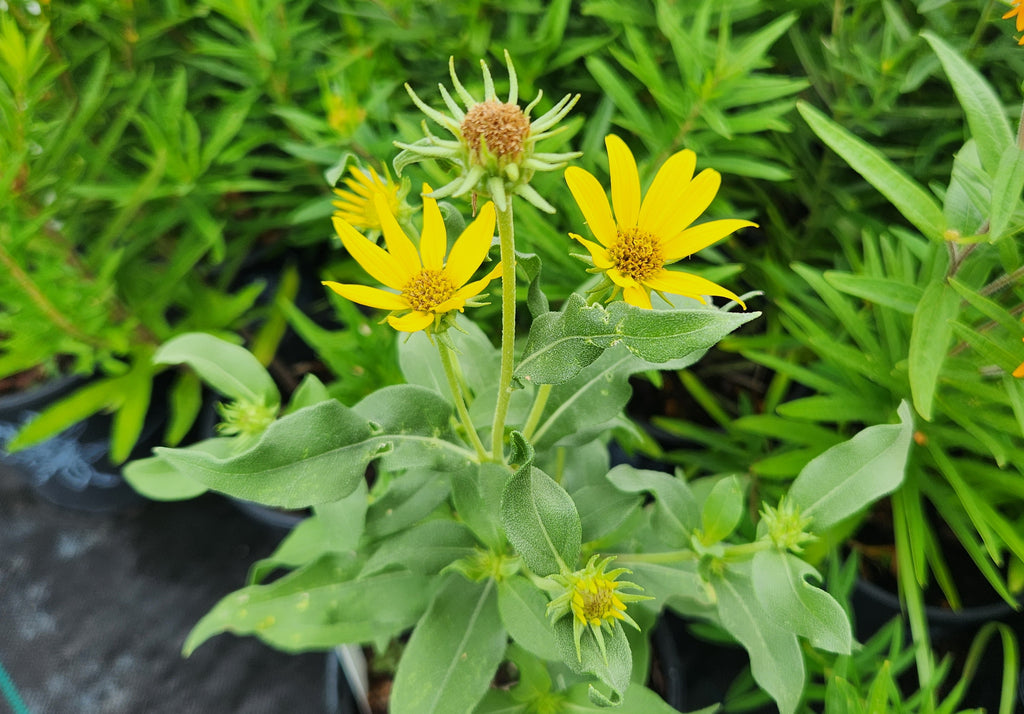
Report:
622,283,652,309
656,169,722,243
1014,361,1024,378
387,311,435,333
645,268,745,308
565,166,617,247
321,281,409,311
662,219,758,263
607,267,638,289
434,263,502,312
569,233,614,269
445,201,496,288
419,183,446,271
606,134,640,230
333,216,410,290
637,148,696,237
375,194,421,276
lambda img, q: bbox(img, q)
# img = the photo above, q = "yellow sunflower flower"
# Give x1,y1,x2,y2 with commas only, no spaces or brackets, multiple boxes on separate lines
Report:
565,135,756,310
323,185,500,333
1014,338,1024,378
1004,0,1024,43
545,555,651,662
332,166,403,232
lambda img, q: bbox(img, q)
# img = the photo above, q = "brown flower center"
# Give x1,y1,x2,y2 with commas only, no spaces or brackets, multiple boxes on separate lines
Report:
607,228,663,282
402,269,455,312
460,101,530,158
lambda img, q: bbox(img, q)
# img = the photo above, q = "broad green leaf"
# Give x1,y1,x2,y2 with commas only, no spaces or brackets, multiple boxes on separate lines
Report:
501,433,581,576
365,468,451,540
122,439,233,500
922,31,1013,177
789,402,914,531
715,565,804,714
154,332,279,407
498,575,560,661
989,146,1024,241
183,554,431,655
390,576,506,714
248,483,367,584
797,101,946,241
572,481,643,543
606,464,699,547
553,617,632,707
699,475,744,545
155,396,471,508
909,280,960,420
515,293,757,386
452,463,509,550
286,374,331,413
562,681,681,713
361,520,477,577
751,550,852,654
516,251,550,319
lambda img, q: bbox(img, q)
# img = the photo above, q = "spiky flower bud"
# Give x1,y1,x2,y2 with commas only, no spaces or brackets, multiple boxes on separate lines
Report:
395,50,580,213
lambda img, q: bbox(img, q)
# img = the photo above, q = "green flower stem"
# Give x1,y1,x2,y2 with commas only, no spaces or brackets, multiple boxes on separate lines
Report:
491,202,517,461
520,384,552,442
615,551,698,565
720,540,773,561
437,341,488,461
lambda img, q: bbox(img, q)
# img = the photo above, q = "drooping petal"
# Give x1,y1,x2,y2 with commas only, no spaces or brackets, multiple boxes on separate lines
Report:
434,263,502,312
607,267,639,289
662,219,758,262
322,281,409,311
387,311,435,333
375,194,421,276
637,148,696,237
565,166,617,246
622,283,652,309
333,216,410,289
419,184,446,271
605,135,640,230
645,268,745,308
569,233,614,269
655,169,722,243
445,201,496,288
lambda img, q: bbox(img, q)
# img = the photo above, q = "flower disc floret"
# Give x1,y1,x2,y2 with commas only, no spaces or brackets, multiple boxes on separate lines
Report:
565,134,757,309
545,555,651,663
322,183,500,334
395,50,581,213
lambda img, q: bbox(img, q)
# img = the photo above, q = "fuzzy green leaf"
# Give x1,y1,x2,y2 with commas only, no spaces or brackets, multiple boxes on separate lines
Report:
606,464,699,547
360,520,477,577
497,575,560,661
183,554,431,655
789,402,914,531
699,476,745,545
751,550,852,654
501,433,581,576
553,617,632,707
515,293,758,386
715,565,805,714
390,576,506,714
154,332,279,407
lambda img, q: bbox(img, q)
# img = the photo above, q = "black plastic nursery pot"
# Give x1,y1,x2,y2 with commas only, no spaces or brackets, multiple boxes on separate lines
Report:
0,373,152,513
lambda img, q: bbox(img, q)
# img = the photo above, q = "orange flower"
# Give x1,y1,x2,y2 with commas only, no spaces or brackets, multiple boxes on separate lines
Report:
1003,0,1024,44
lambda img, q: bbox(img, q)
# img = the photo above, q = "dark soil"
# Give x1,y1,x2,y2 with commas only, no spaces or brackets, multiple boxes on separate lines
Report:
0,465,330,714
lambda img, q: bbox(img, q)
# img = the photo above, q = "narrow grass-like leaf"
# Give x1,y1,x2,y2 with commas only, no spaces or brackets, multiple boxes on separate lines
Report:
798,101,946,241
909,280,959,420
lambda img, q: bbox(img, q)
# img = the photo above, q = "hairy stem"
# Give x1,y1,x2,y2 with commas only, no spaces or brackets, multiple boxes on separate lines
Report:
520,383,552,442
438,341,488,461
490,203,517,461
